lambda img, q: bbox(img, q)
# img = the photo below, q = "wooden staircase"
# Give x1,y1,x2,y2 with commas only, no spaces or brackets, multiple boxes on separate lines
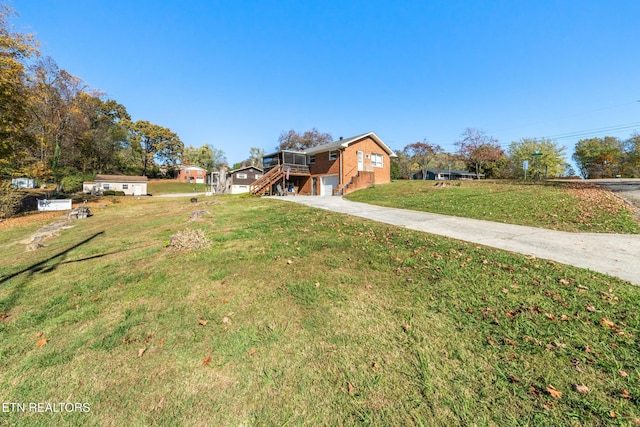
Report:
250,166,284,195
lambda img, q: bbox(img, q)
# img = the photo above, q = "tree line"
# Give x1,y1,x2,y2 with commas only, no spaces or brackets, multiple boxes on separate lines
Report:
1,5,234,192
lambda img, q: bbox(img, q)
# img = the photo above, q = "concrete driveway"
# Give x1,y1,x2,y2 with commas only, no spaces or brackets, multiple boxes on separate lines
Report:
274,196,640,285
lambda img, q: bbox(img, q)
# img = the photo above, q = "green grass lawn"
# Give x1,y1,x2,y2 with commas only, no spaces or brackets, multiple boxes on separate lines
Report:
346,180,640,234
147,180,208,195
0,195,638,426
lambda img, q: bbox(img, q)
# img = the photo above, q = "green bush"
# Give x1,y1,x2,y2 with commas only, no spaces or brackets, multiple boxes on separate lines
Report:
60,175,85,193
103,190,125,196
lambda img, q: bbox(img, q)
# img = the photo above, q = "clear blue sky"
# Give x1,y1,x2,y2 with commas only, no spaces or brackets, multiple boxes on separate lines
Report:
9,0,640,165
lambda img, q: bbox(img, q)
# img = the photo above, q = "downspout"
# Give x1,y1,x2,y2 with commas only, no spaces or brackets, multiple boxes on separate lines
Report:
339,148,343,188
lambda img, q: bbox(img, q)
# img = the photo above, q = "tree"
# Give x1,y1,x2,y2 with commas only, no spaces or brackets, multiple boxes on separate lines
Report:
392,150,412,180
0,5,38,174
276,128,333,151
622,133,640,178
508,137,567,179
182,144,226,171
248,147,264,167
125,120,183,176
455,128,505,178
402,140,443,179
25,57,88,178
572,136,624,178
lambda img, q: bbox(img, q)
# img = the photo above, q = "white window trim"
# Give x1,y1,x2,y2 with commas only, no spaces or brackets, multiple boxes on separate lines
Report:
329,151,337,161
237,173,247,179
371,153,383,168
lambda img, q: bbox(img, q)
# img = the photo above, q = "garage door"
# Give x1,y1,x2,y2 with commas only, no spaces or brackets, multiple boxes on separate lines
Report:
320,175,339,196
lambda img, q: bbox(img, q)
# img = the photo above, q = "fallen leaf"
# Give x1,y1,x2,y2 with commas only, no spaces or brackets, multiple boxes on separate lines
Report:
508,375,520,383
610,410,616,418
601,318,616,329
501,288,509,294
138,347,146,357
487,337,495,346
286,259,293,265
546,313,556,321
560,315,569,321
202,356,211,366
0,313,9,321
504,337,517,347
574,384,589,394
347,382,354,394
222,316,230,324
546,385,562,399
198,318,208,326
586,305,596,312
619,370,628,377
559,279,570,285
248,348,256,356
92,296,99,301
372,362,379,369
159,338,165,345
34,332,43,338
585,345,593,353
621,389,631,399
222,298,229,304
36,338,47,347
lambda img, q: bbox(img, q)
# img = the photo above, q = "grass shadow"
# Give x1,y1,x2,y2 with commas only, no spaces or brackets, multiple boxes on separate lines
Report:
0,231,105,286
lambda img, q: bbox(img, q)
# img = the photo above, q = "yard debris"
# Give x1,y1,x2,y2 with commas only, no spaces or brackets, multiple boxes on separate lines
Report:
189,210,210,221
68,206,92,219
138,347,146,357
168,229,212,251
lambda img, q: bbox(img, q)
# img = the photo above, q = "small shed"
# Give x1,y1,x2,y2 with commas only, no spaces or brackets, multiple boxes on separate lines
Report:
11,177,36,189
92,175,148,195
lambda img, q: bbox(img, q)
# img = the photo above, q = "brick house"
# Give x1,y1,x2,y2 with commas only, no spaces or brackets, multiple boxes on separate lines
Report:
177,165,207,183
251,132,395,196
229,166,263,194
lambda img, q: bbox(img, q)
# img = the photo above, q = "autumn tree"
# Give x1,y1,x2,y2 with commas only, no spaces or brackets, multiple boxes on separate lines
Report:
0,4,38,174
508,138,567,179
572,136,624,178
402,140,443,179
125,120,183,176
276,128,333,151
455,128,505,178
25,56,89,179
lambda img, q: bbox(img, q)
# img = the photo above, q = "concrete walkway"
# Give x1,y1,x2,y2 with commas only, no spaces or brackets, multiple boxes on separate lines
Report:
274,196,640,285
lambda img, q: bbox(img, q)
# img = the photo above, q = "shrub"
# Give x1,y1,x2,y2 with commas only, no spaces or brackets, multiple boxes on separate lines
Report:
60,175,85,193
0,180,23,219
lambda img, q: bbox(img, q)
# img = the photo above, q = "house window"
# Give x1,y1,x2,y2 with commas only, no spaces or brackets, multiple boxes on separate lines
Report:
185,170,190,174
122,184,129,190
103,184,110,190
237,173,247,179
329,151,337,161
308,155,315,164
255,174,263,179
371,153,383,168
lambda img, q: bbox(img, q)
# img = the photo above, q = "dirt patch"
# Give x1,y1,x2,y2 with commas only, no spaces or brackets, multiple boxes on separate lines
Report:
20,220,75,251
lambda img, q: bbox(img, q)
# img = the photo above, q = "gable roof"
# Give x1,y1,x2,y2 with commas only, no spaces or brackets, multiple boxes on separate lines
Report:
304,132,396,157
230,165,263,173
95,174,148,182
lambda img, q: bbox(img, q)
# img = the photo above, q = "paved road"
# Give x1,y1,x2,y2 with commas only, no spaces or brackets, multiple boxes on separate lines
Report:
275,196,640,285
589,178,640,208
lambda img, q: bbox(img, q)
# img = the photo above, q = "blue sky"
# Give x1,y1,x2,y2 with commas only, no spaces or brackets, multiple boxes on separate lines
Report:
9,0,640,164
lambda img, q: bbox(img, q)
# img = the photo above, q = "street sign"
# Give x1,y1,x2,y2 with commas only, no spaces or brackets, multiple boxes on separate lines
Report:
523,160,529,171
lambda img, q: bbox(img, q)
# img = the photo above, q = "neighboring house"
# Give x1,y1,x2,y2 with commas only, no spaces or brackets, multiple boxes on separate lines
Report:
251,132,395,196
229,166,263,194
412,169,483,180
177,165,207,183
87,175,148,196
